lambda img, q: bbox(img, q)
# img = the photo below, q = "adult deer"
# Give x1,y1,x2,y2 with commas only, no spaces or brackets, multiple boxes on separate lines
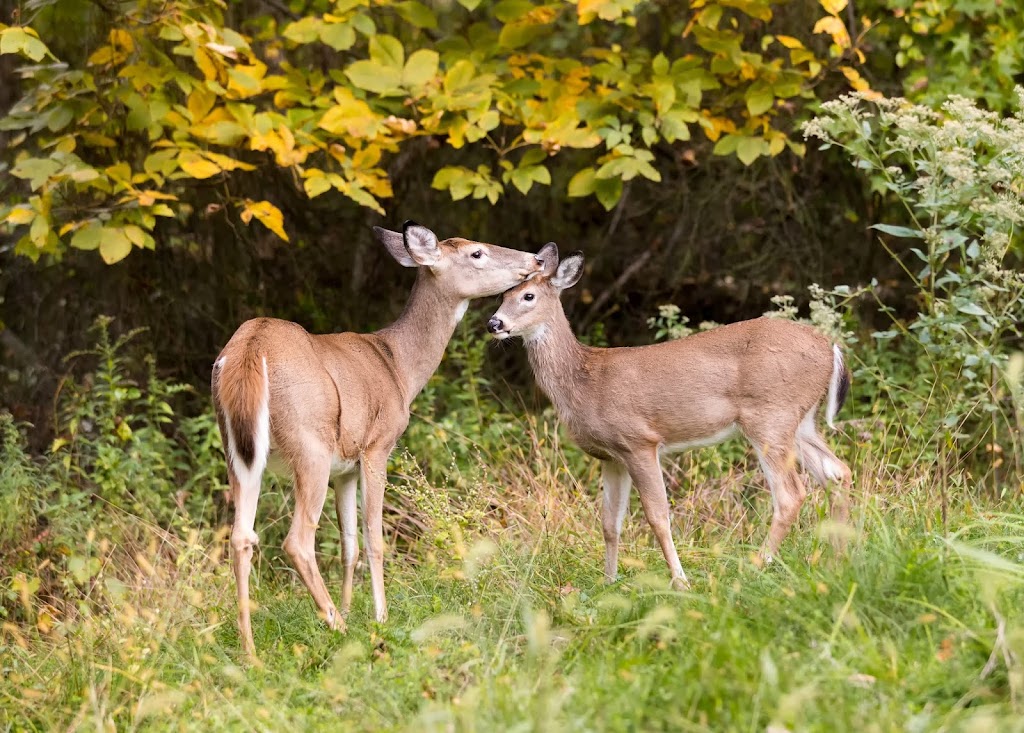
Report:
488,244,852,587
213,222,543,655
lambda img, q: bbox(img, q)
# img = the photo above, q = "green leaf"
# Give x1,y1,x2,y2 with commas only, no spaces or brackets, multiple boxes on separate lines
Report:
745,82,774,116
99,227,133,264
956,302,989,318
567,168,596,197
403,49,439,89
304,174,332,198
395,1,438,29
70,223,102,251
869,223,923,239
457,0,483,9
0,28,51,62
736,136,764,166
370,34,404,69
10,157,61,190
320,22,356,51
594,176,622,210
499,22,550,49
345,60,403,93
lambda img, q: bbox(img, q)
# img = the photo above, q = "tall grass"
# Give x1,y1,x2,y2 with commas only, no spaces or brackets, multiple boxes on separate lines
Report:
2,398,1022,731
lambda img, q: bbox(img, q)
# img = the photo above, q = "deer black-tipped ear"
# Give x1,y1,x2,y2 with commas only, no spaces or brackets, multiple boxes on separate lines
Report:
373,226,416,268
403,222,441,267
536,242,559,277
550,251,584,291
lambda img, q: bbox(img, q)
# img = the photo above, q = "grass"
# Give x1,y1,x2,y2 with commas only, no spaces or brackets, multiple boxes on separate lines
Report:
2,440,1023,733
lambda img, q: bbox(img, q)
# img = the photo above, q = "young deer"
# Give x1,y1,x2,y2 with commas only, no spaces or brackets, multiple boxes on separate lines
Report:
488,244,852,587
213,222,543,654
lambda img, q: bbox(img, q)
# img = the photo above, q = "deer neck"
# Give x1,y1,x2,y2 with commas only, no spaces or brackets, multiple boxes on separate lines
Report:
523,307,591,419
376,271,468,404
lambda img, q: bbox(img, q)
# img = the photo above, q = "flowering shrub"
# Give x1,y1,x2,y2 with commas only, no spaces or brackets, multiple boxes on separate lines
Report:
805,90,1024,477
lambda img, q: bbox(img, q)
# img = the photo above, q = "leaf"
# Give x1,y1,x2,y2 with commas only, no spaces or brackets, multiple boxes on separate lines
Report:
370,35,405,69
304,174,332,198
70,223,103,251
736,136,764,165
99,227,133,264
241,199,289,242
395,1,438,29
0,27,51,62
345,60,403,93
869,223,923,239
178,151,222,179
10,158,61,190
594,176,622,211
745,82,774,116
320,22,356,51
956,302,989,318
403,49,439,89
567,168,597,197
4,206,35,226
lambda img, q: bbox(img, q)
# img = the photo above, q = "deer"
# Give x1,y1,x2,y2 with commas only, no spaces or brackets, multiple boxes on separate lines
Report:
487,243,852,588
212,221,544,655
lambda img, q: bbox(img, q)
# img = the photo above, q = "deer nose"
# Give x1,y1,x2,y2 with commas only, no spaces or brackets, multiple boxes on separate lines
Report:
487,317,505,334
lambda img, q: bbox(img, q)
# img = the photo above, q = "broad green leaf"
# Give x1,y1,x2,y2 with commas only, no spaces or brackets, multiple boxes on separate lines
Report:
370,34,404,69
304,174,332,198
745,82,774,116
395,1,438,29
457,0,483,9
493,0,535,22
283,17,324,44
0,27,51,62
99,227,133,264
567,168,597,197
736,136,764,165
320,22,356,51
70,223,103,251
11,158,62,190
594,176,623,211
499,21,550,49
403,49,439,89
345,60,403,93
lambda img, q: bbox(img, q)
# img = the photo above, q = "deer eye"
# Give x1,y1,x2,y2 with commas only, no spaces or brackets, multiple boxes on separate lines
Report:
524,293,535,302
471,250,483,259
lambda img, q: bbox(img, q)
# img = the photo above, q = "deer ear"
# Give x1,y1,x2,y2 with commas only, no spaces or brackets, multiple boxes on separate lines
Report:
403,221,441,267
551,251,584,291
536,242,559,277
373,226,416,268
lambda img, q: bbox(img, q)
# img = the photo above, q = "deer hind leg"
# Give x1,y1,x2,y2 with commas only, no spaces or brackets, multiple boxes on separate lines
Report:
753,437,808,563
283,449,343,632
334,470,359,617
623,449,689,589
795,408,853,546
601,460,632,583
229,466,262,657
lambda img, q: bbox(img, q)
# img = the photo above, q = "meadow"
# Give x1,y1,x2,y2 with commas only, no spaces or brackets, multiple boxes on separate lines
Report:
2,321,1022,732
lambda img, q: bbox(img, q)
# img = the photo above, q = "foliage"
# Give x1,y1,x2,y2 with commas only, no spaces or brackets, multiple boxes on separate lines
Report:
0,0,872,262
805,89,1024,483
863,0,1024,111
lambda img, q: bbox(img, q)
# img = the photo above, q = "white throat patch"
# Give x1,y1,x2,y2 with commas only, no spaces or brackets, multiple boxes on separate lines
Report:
454,300,469,325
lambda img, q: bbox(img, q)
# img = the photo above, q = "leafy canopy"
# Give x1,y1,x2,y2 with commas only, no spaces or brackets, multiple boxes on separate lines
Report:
0,0,870,262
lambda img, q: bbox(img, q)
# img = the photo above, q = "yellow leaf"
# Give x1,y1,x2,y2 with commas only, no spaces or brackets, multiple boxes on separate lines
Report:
775,35,805,49
203,151,256,172
819,0,848,15
193,47,221,82
4,207,35,225
241,199,289,242
99,227,133,264
178,151,222,179
110,28,134,53
840,66,871,91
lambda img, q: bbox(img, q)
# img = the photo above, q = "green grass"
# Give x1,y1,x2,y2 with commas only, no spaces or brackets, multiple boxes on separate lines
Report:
3,476,1023,732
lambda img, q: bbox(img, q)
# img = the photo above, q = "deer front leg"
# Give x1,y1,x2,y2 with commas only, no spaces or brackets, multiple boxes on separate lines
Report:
334,470,359,617
360,450,391,623
623,449,689,589
601,460,632,582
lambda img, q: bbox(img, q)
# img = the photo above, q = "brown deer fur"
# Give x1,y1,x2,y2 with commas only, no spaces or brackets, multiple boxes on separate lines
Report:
212,223,543,655
488,244,852,586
